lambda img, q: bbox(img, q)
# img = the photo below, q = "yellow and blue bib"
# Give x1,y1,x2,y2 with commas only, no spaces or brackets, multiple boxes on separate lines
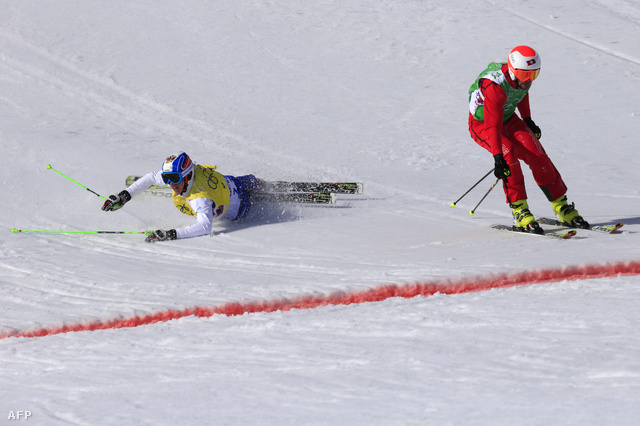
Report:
171,165,230,216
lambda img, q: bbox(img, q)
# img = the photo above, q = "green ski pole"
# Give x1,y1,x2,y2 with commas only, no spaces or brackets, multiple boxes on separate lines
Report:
46,164,107,201
11,228,154,235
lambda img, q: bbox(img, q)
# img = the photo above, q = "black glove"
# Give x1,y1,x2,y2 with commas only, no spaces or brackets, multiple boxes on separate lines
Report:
523,117,541,139
493,154,511,182
145,229,177,243
101,190,131,211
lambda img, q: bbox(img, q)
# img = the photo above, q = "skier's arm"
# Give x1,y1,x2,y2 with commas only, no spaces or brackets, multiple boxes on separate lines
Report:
175,197,215,239
517,92,531,119
146,198,215,242
125,171,165,198
517,93,541,138
102,171,165,212
480,80,507,156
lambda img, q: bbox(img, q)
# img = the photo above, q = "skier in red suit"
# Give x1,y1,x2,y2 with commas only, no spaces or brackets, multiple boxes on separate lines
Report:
468,45,589,233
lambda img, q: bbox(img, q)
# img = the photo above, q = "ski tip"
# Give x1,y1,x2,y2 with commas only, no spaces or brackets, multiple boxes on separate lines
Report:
125,175,141,186
610,223,624,232
561,230,577,239
597,223,624,233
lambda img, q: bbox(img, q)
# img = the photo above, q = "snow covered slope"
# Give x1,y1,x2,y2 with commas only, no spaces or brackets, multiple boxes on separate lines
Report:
1,1,639,424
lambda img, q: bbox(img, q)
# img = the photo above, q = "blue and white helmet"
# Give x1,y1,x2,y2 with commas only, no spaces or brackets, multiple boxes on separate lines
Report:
161,152,195,193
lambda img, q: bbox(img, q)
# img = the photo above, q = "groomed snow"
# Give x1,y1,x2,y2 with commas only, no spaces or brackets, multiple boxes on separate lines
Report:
1,1,639,424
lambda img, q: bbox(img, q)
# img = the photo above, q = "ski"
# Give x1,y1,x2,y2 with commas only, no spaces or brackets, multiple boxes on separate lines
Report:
126,175,163,188
125,176,363,194
142,188,173,198
123,176,172,197
263,181,363,194
536,217,623,234
252,191,336,204
491,224,577,240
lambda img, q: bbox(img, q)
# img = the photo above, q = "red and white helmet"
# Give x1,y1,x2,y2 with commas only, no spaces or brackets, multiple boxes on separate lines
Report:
507,45,541,82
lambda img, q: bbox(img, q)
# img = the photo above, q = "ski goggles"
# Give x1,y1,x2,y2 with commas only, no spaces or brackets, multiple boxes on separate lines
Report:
512,68,540,82
161,172,183,185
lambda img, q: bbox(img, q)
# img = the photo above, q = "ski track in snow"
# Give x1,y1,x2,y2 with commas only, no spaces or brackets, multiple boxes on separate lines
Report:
0,29,365,179
492,4,640,66
0,26,451,213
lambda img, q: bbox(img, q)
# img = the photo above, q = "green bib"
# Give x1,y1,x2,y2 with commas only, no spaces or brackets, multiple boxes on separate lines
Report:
468,62,529,122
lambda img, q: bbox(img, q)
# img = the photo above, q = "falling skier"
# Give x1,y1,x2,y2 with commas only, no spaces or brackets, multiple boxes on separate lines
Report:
101,152,263,242
468,45,589,234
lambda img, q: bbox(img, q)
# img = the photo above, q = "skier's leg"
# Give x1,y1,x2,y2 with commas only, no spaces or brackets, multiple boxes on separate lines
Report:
225,175,260,221
506,119,588,227
469,116,527,203
506,118,567,201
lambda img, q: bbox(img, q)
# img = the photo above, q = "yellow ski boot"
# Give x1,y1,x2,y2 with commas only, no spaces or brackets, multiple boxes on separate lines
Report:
509,199,543,234
551,195,589,229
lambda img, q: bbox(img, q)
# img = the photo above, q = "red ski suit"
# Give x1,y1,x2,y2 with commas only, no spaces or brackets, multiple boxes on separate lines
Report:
468,64,567,204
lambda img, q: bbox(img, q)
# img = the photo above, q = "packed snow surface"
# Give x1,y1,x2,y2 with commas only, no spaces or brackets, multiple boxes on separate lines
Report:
1,1,640,424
